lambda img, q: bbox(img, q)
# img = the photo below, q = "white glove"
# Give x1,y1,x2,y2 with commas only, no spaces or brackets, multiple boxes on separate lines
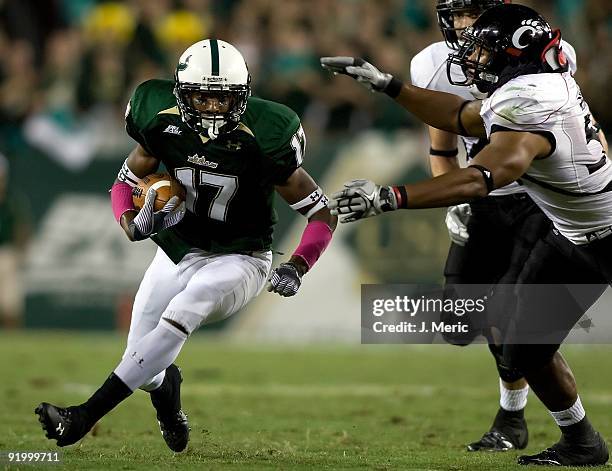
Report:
130,188,186,241
445,204,472,246
320,57,393,92
329,179,398,223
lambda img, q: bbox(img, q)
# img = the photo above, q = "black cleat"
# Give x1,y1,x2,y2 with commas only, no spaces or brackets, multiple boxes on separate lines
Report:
150,364,190,452
467,408,528,452
518,432,609,466
34,402,92,447
468,430,524,452
158,410,190,453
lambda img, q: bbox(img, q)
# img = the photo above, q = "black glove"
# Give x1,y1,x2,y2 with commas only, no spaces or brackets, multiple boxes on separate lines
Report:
267,263,302,297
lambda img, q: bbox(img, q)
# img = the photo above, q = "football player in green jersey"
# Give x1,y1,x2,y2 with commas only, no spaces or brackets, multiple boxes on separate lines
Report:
35,39,337,452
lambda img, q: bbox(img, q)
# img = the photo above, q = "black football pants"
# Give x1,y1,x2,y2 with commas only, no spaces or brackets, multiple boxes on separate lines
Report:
501,228,610,372
445,193,550,285
442,193,550,351
443,193,607,379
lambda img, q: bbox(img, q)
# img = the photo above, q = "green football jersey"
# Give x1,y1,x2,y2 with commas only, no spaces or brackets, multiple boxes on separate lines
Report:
125,79,305,263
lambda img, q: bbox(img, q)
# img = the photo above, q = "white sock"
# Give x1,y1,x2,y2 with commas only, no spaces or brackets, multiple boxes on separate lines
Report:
549,396,586,427
114,320,187,391
499,378,529,411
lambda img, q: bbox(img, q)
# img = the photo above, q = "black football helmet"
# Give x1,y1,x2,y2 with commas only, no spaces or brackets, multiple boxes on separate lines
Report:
447,4,569,95
436,0,509,49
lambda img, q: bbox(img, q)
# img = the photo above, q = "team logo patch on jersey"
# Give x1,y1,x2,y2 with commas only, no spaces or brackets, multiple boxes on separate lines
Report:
187,153,219,169
225,140,242,151
163,125,182,135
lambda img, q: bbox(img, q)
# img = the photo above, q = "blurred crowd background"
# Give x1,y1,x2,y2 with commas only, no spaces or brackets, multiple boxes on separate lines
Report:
0,0,609,147
0,0,610,334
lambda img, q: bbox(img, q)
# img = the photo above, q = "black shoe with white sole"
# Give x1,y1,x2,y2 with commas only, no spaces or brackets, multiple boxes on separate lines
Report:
150,364,190,452
467,408,528,452
35,402,92,447
518,432,609,466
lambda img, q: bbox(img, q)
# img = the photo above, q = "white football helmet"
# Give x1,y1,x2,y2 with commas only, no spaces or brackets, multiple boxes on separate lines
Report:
174,39,251,139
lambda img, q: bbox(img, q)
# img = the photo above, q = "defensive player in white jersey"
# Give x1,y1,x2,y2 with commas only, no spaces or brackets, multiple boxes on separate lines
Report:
322,4,609,466
408,0,581,452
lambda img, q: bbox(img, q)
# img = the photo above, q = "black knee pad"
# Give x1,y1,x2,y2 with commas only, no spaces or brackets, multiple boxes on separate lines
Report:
488,343,524,383
502,343,559,375
439,285,488,346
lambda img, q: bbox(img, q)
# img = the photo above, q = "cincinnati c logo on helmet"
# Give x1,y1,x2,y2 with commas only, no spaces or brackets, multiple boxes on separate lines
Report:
511,19,547,49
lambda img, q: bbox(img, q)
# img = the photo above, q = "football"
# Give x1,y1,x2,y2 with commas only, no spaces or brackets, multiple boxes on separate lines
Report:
132,173,186,211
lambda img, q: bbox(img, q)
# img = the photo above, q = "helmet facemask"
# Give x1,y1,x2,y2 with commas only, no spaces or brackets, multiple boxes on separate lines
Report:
174,78,250,139
447,27,501,94
436,0,506,49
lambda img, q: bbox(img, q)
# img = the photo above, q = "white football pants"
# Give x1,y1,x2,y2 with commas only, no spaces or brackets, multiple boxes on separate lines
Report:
118,247,272,390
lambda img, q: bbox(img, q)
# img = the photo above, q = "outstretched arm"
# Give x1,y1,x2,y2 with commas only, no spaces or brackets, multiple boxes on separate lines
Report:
394,84,486,138
267,168,337,296
320,56,486,138
330,131,551,222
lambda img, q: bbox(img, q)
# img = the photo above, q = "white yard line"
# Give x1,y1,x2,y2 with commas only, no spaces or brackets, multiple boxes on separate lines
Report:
62,382,612,403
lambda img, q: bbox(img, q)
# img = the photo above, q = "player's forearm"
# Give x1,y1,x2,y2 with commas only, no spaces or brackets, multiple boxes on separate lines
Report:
290,210,335,273
429,155,460,177
428,127,460,176
287,255,309,277
288,210,334,276
310,207,337,232
321,57,484,137
402,167,488,209
391,81,466,135
120,211,138,241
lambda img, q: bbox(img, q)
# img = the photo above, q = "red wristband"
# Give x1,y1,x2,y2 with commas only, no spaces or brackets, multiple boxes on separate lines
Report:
392,186,408,209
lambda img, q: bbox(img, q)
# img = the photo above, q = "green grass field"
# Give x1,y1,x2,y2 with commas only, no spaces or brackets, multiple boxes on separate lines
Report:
1,332,610,470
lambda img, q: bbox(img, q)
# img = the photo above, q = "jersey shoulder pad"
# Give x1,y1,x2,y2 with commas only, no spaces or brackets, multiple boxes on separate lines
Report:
560,39,577,75
241,97,301,155
127,79,177,132
483,74,568,129
410,42,449,88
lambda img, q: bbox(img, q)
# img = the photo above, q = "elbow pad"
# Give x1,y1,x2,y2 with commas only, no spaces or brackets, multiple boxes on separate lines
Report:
468,165,495,194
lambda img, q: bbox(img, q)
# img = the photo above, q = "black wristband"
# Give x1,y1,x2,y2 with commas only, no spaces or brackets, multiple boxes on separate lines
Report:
384,77,403,98
468,165,494,194
430,148,459,158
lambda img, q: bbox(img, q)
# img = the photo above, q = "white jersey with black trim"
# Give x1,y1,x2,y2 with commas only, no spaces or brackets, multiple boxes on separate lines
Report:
480,72,611,245
410,40,577,197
